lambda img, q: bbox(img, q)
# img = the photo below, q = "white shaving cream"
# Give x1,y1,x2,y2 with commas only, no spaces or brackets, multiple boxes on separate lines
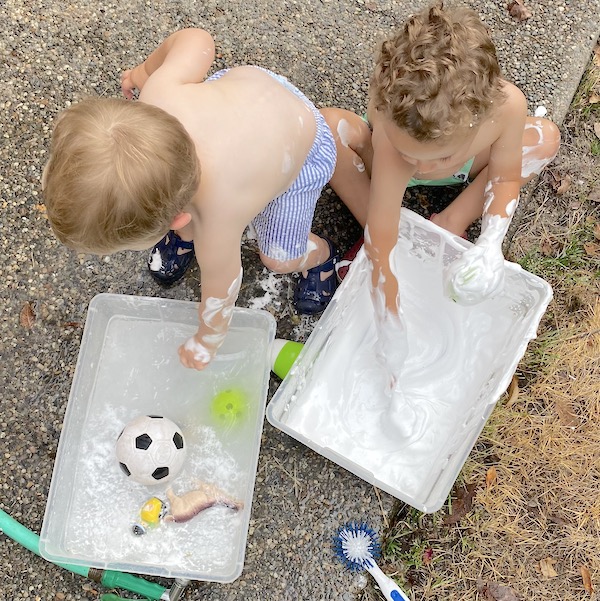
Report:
521,121,554,178
337,119,352,148
353,155,366,172
444,206,516,305
183,268,243,363
364,225,409,392
298,238,318,271
281,229,514,502
276,211,549,507
148,249,163,271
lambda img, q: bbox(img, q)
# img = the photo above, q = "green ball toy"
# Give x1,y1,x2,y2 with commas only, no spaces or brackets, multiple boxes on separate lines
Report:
210,388,247,427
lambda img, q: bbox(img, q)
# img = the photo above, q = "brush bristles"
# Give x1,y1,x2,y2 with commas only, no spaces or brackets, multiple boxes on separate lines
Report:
333,522,381,572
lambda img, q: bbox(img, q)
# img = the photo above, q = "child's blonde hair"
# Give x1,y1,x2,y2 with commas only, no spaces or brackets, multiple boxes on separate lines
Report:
43,98,199,254
370,3,506,141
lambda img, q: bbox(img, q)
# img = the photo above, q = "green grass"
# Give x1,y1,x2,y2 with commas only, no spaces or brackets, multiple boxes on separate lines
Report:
572,57,600,118
517,219,600,287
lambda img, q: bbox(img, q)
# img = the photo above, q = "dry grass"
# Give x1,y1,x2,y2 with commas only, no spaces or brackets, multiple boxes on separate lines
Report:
438,303,600,600
374,305,600,601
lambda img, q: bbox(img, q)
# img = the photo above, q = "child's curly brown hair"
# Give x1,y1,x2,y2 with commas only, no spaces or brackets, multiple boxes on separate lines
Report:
43,98,199,254
370,3,507,141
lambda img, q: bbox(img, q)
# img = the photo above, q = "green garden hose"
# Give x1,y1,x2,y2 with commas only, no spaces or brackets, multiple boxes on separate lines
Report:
0,508,168,600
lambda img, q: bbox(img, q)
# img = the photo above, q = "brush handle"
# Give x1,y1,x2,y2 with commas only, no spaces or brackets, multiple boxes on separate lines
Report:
366,561,410,601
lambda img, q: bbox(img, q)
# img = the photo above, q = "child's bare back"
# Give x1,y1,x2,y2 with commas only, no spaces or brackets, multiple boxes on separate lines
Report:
45,29,339,372
142,65,318,223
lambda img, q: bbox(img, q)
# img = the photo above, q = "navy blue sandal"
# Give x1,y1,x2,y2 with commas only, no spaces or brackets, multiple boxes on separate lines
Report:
294,237,339,315
147,231,195,286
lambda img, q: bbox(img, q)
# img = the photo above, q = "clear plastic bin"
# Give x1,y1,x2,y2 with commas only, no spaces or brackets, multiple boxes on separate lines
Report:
267,208,552,513
40,294,276,582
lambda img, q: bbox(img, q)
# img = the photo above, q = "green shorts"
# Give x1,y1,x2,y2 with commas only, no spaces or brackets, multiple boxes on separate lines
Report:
407,157,474,187
360,114,474,187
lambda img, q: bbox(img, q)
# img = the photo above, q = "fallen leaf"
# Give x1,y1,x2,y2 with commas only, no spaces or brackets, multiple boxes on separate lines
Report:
593,222,600,240
548,513,570,526
590,93,600,104
554,399,579,427
507,0,532,20
506,375,520,405
444,482,477,525
594,123,600,140
540,238,556,257
540,557,558,578
589,188,600,203
486,466,497,488
556,175,572,195
19,301,36,329
581,565,594,594
584,242,600,257
478,580,520,601
422,547,434,565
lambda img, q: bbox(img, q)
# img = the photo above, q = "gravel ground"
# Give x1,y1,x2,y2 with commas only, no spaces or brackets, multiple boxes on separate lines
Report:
1,1,598,600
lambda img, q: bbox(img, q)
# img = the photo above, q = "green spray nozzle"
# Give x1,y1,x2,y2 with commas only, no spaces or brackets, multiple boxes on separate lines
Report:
270,339,304,379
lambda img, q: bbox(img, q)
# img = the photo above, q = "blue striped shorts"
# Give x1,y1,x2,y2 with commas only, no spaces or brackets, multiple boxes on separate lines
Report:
207,68,337,261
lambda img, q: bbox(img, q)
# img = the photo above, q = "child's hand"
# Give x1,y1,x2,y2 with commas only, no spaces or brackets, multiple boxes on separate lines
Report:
178,334,215,371
443,244,505,305
120,70,137,99
120,65,149,99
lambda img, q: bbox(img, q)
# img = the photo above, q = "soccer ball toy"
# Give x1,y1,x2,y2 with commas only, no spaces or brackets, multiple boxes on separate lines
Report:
116,415,186,486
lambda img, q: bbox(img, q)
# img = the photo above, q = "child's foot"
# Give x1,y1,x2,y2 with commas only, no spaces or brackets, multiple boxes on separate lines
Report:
294,237,339,315
335,235,364,282
147,231,195,286
429,213,468,240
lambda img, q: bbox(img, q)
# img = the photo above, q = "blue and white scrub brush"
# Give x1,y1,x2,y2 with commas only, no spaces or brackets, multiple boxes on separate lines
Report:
333,522,410,601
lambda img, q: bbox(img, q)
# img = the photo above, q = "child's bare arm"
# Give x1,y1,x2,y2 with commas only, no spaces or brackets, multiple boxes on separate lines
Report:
121,28,215,99
444,88,527,304
365,122,414,314
178,222,244,371
483,88,527,220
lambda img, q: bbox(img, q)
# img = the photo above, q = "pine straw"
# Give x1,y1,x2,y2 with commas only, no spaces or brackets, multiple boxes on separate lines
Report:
428,301,600,600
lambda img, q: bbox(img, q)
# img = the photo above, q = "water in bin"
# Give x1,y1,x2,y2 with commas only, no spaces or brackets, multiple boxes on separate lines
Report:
40,295,275,583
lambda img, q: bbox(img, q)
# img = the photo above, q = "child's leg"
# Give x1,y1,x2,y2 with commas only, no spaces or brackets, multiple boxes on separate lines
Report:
261,234,338,315
253,108,339,313
260,233,332,274
320,108,374,227
431,117,560,236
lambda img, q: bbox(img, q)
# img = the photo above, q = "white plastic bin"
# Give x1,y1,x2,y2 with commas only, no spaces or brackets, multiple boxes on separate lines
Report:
40,294,276,582
267,208,551,513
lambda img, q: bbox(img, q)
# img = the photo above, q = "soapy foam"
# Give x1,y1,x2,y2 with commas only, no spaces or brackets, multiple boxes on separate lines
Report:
337,118,353,148
148,249,162,271
521,121,550,178
280,217,544,504
184,269,244,362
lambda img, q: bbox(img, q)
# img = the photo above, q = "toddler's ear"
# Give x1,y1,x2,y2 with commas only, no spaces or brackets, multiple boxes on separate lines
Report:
170,212,192,231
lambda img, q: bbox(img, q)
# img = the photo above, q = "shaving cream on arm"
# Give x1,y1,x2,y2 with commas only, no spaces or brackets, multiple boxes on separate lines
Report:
183,268,243,365
365,225,409,390
444,181,519,305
